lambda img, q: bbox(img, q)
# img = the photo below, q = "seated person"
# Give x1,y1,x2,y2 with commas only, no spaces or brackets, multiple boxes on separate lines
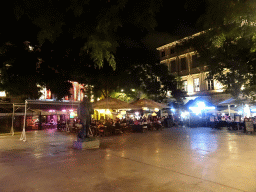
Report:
129,118,134,125
91,120,96,126
134,119,139,125
115,120,121,128
104,119,112,127
121,118,127,126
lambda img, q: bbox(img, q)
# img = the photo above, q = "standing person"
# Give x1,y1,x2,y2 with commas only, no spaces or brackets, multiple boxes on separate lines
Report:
77,97,93,141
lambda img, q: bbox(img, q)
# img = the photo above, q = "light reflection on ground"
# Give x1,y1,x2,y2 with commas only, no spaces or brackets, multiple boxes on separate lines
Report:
190,131,218,155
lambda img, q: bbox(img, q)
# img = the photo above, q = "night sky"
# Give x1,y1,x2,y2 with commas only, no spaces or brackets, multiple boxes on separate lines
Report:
116,0,207,66
0,0,207,69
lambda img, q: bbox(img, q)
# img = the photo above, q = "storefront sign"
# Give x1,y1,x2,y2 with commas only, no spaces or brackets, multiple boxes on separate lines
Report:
245,118,254,132
234,115,241,123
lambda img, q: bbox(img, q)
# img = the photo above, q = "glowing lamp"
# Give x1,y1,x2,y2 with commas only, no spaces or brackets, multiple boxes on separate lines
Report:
197,102,205,109
142,107,149,111
121,110,126,115
106,109,111,114
0,91,6,97
251,108,256,112
181,112,189,118
70,112,75,118
154,108,159,112
244,104,250,117
206,107,215,110
152,112,157,116
117,114,122,119
189,107,201,115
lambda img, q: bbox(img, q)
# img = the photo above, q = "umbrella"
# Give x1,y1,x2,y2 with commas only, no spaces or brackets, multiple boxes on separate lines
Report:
205,108,218,114
92,97,139,110
185,96,215,110
130,98,169,110
219,109,237,114
218,98,251,106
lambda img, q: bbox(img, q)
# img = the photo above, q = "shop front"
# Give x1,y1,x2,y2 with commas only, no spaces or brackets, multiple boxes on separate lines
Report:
25,100,80,131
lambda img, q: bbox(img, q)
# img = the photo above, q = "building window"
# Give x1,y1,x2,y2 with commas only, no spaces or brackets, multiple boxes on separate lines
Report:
170,48,175,54
182,81,188,92
207,79,214,90
194,78,200,92
46,89,51,99
191,54,199,68
180,57,187,71
161,51,165,57
171,60,176,72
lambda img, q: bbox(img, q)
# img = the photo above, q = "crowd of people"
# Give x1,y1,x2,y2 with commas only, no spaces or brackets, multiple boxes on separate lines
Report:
91,116,171,128
88,115,174,136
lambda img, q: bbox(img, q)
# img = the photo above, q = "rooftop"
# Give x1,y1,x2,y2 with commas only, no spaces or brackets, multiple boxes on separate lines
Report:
156,31,204,51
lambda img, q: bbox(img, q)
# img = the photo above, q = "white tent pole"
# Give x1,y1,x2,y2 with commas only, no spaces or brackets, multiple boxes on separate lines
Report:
10,103,14,136
20,100,27,142
228,104,230,116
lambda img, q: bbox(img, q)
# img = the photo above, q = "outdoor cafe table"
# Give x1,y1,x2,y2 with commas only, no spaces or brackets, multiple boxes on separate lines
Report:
214,121,245,130
90,125,107,136
131,124,149,132
90,125,123,136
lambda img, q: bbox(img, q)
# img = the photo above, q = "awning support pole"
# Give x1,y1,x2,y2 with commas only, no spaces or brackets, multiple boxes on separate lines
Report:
10,103,14,136
20,100,27,142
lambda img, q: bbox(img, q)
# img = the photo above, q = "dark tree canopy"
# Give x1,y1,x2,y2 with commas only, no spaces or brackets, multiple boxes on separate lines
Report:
0,0,163,100
181,0,256,99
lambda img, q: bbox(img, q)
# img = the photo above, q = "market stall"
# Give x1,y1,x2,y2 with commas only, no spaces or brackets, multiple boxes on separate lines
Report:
92,97,139,120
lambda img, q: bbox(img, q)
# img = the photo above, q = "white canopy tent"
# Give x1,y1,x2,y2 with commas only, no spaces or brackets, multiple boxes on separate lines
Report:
219,109,238,114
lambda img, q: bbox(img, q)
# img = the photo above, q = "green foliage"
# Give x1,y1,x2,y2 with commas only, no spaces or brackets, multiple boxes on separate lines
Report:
184,0,256,99
250,33,256,53
85,36,116,70
0,42,42,100
211,32,226,48
0,0,163,100
122,63,183,102
84,62,181,103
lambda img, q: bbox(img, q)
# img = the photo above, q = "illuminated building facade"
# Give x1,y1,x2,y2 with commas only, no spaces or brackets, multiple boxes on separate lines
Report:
0,81,85,132
39,81,84,102
156,32,231,104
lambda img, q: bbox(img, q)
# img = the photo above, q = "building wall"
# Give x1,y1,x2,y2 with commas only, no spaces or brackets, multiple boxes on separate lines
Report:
157,34,227,103
39,81,84,102
67,81,84,102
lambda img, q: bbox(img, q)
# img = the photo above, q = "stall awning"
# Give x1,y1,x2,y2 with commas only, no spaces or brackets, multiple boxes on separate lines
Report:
218,98,251,106
130,98,169,110
26,100,79,110
185,97,215,109
92,97,139,110
185,97,215,113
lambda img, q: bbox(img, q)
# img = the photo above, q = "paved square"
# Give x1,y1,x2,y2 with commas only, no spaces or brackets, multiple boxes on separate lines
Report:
0,127,255,191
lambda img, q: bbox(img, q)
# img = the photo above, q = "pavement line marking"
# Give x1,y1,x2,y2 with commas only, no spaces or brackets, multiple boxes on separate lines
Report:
110,153,246,192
